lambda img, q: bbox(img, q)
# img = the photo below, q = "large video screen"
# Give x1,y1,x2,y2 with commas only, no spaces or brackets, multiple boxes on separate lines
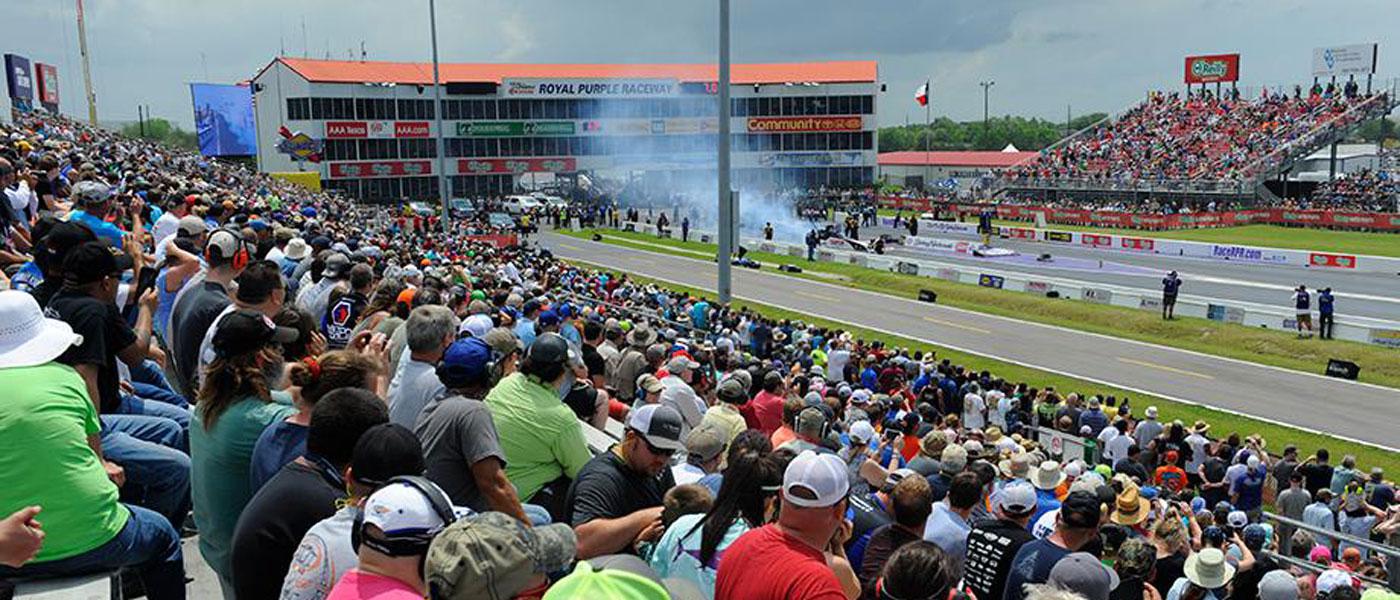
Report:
190,83,257,156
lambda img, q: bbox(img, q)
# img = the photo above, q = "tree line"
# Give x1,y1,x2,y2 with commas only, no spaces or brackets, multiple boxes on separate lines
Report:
877,113,1108,153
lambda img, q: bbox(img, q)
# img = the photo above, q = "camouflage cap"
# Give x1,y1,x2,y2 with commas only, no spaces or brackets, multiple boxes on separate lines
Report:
1115,538,1158,580
425,512,577,600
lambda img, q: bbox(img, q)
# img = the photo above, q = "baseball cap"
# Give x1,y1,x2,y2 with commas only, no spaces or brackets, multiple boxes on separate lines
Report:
1315,569,1353,595
998,481,1038,516
1227,510,1249,529
849,421,876,445
1048,552,1119,600
636,374,664,395
850,389,871,405
940,444,969,475
39,221,97,270
176,215,206,237
782,450,850,508
321,252,350,278
481,328,523,357
426,512,577,600
211,310,300,358
458,313,495,338
542,560,669,600
437,338,493,388
715,376,746,402
684,425,726,462
62,241,133,285
1060,491,1103,529
351,423,427,487
362,480,453,538
526,333,571,365
881,468,918,493
627,404,685,452
795,407,828,436
538,310,561,327
72,180,111,205
666,355,700,373
1258,570,1299,600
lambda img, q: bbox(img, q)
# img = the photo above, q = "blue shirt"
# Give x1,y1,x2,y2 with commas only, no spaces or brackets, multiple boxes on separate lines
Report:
10,261,43,293
923,502,972,560
1318,292,1334,315
860,367,878,391
690,302,709,330
1029,488,1062,531
68,210,125,249
514,318,537,348
1162,277,1182,295
247,420,308,493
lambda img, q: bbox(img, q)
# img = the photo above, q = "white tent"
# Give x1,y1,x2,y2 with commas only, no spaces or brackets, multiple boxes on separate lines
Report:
1001,143,1020,152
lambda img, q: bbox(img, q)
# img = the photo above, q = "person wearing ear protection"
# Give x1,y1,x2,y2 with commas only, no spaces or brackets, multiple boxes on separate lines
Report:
324,477,457,600
416,337,535,525
168,226,250,395
778,407,836,456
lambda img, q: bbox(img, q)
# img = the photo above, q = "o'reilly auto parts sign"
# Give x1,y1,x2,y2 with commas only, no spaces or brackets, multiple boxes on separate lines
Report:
1184,53,1240,84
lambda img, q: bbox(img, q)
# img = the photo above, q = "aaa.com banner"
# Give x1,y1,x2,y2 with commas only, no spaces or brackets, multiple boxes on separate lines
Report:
456,157,577,174
327,160,433,179
325,121,431,139
1184,53,1240,84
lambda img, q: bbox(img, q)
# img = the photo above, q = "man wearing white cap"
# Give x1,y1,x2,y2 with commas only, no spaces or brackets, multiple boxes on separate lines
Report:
1133,406,1163,450
325,479,457,599
964,481,1038,600
716,450,853,600
567,404,683,559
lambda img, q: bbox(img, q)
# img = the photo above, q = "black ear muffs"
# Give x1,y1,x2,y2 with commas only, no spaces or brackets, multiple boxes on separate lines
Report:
350,475,456,557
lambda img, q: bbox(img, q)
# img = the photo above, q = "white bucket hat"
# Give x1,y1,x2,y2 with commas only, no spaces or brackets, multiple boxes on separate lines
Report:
0,291,83,368
1184,548,1236,590
1029,460,1067,491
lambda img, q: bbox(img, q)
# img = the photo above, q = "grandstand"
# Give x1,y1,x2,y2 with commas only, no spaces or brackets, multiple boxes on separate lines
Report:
997,82,1398,206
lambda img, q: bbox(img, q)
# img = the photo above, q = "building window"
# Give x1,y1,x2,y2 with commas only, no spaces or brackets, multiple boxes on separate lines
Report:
286,98,311,120
323,140,358,161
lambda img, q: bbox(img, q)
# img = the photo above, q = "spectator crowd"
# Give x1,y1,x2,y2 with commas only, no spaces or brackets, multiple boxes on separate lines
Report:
1005,87,1388,186
1,109,1398,600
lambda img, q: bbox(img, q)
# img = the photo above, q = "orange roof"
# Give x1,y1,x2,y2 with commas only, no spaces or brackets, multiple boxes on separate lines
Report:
267,57,877,86
879,151,1038,168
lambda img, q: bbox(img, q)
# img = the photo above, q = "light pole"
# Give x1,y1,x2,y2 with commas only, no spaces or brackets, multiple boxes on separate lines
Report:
429,0,451,237
716,0,733,304
979,80,995,146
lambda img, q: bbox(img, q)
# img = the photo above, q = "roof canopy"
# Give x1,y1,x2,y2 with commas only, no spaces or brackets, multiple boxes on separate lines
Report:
265,57,878,86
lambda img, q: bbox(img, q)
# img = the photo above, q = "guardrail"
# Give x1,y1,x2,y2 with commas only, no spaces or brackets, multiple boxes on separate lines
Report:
1263,511,1400,592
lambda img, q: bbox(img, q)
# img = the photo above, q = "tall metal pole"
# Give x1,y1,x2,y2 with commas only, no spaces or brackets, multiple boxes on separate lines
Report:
76,0,98,124
924,78,930,193
716,0,733,304
980,80,995,145
428,0,450,237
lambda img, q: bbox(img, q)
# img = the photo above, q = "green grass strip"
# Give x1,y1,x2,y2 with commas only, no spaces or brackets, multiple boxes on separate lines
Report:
558,251,1400,476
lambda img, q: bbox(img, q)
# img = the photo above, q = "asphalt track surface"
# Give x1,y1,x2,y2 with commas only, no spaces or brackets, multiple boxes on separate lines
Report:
541,231,1400,451
863,225,1400,323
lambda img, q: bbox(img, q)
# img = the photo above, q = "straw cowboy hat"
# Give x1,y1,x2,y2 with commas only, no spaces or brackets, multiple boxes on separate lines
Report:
1029,460,1066,491
1184,548,1235,590
1111,483,1151,526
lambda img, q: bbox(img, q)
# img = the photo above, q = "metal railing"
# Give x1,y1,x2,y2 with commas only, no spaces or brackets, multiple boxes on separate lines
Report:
1262,511,1400,592
998,176,1254,196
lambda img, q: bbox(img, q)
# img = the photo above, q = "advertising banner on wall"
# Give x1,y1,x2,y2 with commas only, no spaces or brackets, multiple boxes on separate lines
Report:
745,116,864,133
326,121,431,139
758,151,865,167
1313,43,1378,77
4,54,33,110
456,157,577,174
1184,53,1241,84
34,63,58,110
502,78,678,98
455,121,576,137
328,160,433,179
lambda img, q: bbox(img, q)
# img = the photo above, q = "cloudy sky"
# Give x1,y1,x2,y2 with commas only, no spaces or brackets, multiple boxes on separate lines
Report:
7,0,1397,129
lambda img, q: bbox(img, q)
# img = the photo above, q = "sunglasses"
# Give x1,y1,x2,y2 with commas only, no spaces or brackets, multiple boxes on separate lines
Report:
631,429,676,457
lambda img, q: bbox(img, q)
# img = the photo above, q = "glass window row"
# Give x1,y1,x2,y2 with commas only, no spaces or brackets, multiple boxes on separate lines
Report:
288,94,873,122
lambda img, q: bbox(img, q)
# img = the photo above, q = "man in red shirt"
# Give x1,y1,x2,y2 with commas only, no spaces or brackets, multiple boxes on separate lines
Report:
716,450,850,600
747,370,788,434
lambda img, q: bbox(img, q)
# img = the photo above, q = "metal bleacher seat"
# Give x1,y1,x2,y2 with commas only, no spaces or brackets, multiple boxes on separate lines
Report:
6,570,122,600
583,418,626,455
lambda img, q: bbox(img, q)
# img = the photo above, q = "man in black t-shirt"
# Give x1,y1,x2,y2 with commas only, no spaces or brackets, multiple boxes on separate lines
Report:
857,475,934,596
963,481,1037,600
230,389,391,600
322,263,372,349
566,404,681,559
580,320,608,388
47,241,191,527
169,228,247,394
1297,448,1335,497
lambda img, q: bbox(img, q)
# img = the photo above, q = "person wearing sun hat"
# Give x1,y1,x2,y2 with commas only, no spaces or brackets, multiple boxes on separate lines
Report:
424,511,578,600
1170,547,1235,600
1111,481,1151,533
0,289,189,598
1029,460,1067,527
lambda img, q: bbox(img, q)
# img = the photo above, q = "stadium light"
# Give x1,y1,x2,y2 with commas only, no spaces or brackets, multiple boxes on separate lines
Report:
717,0,733,305
428,0,450,237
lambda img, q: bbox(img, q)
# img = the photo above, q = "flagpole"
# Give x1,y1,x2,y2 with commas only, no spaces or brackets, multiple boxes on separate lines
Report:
924,78,930,199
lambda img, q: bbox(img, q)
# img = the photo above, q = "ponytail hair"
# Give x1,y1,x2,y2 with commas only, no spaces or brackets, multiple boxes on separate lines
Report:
286,350,384,405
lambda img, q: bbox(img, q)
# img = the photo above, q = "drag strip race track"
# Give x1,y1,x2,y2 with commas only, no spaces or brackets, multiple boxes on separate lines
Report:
541,231,1400,450
866,225,1400,322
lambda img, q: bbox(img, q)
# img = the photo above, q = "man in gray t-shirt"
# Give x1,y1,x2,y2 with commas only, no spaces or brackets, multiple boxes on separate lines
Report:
415,337,531,524
387,306,456,427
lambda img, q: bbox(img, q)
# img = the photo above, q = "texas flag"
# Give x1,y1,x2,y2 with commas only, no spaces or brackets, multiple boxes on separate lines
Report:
915,82,929,106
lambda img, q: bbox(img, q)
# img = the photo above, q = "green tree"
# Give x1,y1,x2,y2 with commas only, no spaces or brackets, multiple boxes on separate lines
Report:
878,112,1107,152
119,117,198,150
1352,117,1397,145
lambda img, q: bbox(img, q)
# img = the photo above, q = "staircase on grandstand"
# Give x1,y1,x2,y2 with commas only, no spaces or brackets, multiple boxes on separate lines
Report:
995,79,1400,205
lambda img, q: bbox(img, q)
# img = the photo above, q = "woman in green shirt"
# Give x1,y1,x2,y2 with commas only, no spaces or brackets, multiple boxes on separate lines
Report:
190,310,299,594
